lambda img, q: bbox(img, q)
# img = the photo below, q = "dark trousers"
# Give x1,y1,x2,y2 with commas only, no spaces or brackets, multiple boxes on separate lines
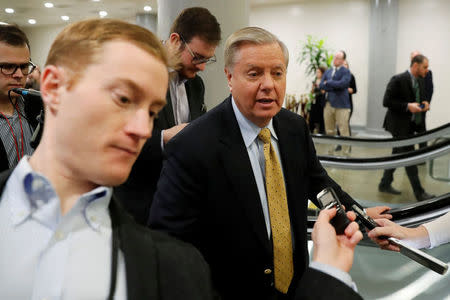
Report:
380,121,425,196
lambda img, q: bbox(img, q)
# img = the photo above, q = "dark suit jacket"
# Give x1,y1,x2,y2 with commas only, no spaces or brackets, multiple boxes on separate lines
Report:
0,169,214,300
0,96,43,172
149,96,361,300
319,67,351,108
114,75,207,225
382,70,425,137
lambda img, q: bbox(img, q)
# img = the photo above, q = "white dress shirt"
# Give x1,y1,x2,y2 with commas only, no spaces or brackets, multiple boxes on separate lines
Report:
0,157,127,300
423,212,450,248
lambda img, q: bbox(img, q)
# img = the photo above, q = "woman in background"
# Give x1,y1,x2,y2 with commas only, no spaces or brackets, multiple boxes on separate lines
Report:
309,66,327,134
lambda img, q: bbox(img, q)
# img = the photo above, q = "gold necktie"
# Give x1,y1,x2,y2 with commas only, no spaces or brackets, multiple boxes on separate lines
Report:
258,128,293,294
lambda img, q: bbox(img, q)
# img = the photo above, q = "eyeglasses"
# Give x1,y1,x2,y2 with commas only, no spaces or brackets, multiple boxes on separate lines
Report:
179,35,216,65
0,61,36,75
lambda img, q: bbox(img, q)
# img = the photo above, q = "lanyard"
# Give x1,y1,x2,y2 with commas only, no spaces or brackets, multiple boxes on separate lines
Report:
0,102,24,162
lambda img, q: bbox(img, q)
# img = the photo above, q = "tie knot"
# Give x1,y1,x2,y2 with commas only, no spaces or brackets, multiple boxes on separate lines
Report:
258,128,271,144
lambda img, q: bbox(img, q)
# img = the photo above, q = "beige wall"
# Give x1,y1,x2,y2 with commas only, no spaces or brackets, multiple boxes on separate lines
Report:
250,0,450,129
396,0,450,128
22,0,450,129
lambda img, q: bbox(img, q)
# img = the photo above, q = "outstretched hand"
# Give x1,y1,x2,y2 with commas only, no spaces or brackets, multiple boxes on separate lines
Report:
312,208,363,272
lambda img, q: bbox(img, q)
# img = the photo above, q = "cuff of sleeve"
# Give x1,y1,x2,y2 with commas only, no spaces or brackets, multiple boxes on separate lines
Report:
422,222,443,249
309,261,357,292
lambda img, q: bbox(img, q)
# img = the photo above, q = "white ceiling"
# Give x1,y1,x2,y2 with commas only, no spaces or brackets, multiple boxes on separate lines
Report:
0,0,158,27
0,0,298,28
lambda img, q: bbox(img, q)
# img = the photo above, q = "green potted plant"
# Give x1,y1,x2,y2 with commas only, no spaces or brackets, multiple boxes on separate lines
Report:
298,35,333,77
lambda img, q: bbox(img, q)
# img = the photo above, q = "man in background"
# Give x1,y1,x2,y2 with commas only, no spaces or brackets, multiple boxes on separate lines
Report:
114,7,221,224
378,54,435,201
0,24,42,172
320,50,352,156
411,50,433,149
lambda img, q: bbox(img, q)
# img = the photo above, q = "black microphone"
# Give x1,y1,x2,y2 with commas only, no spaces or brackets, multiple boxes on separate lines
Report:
11,88,41,98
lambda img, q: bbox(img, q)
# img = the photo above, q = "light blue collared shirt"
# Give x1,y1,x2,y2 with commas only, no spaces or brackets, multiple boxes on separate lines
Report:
0,157,127,300
231,97,284,237
231,99,356,290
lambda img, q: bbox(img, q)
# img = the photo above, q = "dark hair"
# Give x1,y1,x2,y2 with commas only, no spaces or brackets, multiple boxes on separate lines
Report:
170,7,221,46
0,23,30,50
411,54,427,67
318,66,327,74
339,50,347,60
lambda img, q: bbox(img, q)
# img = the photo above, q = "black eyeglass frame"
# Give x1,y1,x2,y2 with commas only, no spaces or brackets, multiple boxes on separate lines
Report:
0,61,37,76
179,35,216,65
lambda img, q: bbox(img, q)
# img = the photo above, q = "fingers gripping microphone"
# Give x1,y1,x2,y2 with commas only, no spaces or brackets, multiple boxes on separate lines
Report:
11,88,41,98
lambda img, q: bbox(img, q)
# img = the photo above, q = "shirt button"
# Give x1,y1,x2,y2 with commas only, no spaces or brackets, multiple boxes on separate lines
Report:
264,268,272,275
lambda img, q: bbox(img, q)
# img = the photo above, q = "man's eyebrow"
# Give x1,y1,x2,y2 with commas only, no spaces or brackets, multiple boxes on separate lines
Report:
112,78,143,94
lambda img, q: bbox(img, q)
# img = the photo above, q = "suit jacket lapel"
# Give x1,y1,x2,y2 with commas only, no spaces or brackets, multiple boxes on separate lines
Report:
218,97,272,253
109,197,160,299
161,90,176,128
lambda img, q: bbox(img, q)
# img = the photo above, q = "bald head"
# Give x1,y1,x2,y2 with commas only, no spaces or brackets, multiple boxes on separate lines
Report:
410,50,421,60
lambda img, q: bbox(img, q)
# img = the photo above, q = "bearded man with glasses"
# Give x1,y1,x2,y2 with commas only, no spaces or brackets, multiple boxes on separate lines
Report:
0,24,43,172
114,7,221,225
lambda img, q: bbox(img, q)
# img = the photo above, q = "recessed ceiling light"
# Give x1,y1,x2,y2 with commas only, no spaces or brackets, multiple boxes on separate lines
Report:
92,0,100,2
99,11,107,18
28,19,37,25
5,8,14,14
144,6,152,12
61,16,70,21
44,2,54,8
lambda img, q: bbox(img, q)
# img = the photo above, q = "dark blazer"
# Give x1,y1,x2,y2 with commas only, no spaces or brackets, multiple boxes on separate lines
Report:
0,96,43,172
114,75,207,225
382,70,425,136
349,73,357,114
319,67,351,108
149,96,361,299
0,169,214,300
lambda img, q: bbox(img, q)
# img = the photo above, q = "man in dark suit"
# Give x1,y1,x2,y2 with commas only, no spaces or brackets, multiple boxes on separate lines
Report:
0,24,43,172
0,19,215,299
411,51,433,149
320,50,352,155
149,27,389,300
378,54,435,201
114,7,221,224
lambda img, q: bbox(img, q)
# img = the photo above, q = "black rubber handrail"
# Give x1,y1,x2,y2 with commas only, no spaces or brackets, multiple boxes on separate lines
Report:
318,138,450,170
312,122,450,148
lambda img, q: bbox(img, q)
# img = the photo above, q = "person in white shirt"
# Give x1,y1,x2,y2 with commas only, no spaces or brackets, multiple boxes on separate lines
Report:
368,212,450,250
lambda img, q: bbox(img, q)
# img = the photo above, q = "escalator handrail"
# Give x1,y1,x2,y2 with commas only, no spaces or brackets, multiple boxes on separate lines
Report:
318,138,450,170
312,122,450,148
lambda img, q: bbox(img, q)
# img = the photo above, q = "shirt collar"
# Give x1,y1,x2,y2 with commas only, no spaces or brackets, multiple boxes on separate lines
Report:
231,96,278,148
7,157,112,231
169,69,187,86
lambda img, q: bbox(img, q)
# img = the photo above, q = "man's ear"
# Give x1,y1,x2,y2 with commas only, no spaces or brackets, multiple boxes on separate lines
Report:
224,67,232,92
168,33,182,47
40,65,63,114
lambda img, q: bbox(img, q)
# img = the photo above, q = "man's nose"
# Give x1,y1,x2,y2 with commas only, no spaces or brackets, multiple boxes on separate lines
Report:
12,67,24,78
126,109,151,139
196,62,206,71
260,73,275,91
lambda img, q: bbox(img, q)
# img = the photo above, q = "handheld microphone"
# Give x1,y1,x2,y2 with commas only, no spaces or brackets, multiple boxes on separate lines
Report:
11,88,41,98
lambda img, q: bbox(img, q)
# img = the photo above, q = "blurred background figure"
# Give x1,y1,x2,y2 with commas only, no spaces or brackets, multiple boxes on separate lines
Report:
25,65,40,90
410,51,433,150
335,60,357,152
309,66,327,134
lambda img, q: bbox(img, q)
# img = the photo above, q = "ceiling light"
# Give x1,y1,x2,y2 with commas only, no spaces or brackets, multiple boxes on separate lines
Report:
61,16,70,21
5,8,14,14
44,2,54,8
92,0,100,2
144,6,152,12
28,19,36,25
99,11,107,18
